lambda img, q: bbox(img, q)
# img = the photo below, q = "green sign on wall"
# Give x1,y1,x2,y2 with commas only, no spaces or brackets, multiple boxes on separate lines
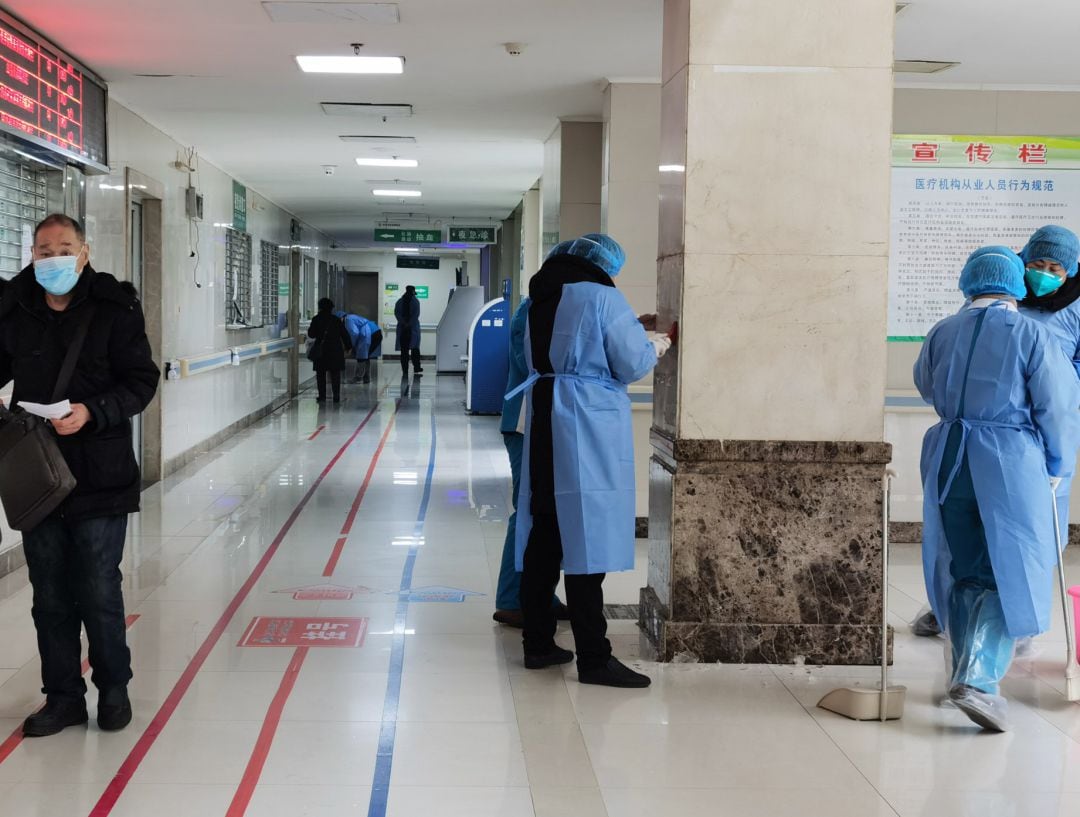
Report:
373,228,441,244
414,286,429,299
397,256,440,270
232,181,247,232
278,282,290,296
447,226,497,244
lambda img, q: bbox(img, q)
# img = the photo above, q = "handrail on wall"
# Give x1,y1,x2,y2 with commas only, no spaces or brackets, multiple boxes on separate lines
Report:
177,337,296,378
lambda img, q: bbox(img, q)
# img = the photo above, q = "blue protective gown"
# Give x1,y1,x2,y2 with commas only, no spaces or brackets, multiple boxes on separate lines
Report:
1020,297,1080,543
344,314,382,359
916,302,1080,639
394,295,421,351
513,283,657,575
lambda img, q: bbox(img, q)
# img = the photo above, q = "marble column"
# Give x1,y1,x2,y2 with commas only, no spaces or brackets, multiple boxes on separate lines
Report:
641,0,895,665
601,81,662,519
541,121,603,256
520,185,542,296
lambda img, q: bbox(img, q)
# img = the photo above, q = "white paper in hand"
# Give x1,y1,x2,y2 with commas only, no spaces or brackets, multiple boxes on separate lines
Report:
17,400,72,420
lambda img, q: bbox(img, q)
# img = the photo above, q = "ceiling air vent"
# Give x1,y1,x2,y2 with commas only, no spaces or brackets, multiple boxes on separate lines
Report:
263,2,399,24
894,60,958,74
321,103,413,118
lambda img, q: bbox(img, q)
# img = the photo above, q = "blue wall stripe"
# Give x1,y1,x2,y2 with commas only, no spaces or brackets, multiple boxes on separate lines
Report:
367,400,437,817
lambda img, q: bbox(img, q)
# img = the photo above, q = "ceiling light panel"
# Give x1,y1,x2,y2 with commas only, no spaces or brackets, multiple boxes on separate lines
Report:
339,135,417,144
322,102,413,117
264,2,400,23
298,56,404,74
373,189,422,197
356,158,418,168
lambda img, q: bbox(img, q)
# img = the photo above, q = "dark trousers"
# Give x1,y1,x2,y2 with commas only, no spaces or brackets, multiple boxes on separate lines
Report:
399,348,422,376
317,368,342,401
23,514,131,699
521,512,611,671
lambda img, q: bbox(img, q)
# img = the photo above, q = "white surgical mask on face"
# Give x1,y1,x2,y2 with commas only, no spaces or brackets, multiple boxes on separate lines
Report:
33,255,81,295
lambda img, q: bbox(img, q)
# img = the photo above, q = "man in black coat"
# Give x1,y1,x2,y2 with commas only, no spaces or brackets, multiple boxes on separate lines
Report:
0,214,159,737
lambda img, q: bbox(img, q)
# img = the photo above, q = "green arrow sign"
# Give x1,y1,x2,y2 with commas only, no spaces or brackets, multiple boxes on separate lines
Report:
373,228,442,244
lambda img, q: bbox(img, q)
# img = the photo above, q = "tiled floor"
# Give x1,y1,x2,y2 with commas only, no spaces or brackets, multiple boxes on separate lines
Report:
0,376,1078,816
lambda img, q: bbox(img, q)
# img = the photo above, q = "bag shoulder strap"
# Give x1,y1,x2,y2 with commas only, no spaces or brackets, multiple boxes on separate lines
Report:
51,303,98,403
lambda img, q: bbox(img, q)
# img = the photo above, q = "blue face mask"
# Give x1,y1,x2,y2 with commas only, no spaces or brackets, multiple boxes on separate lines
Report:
33,255,81,296
1025,266,1065,298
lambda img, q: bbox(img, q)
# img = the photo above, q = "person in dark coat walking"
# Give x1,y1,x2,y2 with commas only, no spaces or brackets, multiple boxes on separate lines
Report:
307,298,351,403
0,214,160,737
394,285,423,377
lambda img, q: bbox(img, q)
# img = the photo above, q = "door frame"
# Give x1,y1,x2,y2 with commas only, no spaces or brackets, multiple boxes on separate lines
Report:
123,168,165,486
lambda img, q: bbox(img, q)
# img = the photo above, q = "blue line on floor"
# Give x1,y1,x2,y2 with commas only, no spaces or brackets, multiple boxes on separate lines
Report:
367,403,437,817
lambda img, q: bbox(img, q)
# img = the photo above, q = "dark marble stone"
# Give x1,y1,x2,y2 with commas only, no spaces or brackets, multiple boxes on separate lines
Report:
889,521,1080,547
644,434,893,665
642,586,891,664
635,517,649,539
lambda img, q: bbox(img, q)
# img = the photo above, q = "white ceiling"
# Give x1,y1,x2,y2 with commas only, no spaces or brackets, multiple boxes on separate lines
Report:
894,0,1080,89
11,1,1076,247
6,0,661,246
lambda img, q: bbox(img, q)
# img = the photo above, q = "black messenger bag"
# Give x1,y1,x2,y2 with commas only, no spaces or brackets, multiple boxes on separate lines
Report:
0,305,95,531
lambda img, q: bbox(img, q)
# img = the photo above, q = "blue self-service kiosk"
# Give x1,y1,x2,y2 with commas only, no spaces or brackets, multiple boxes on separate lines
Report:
465,297,512,415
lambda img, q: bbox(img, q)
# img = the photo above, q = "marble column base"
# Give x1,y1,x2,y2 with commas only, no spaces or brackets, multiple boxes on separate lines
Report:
642,432,893,666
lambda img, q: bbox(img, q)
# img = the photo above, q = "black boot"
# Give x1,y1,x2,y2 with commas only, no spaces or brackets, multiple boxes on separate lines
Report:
578,657,651,688
97,687,132,732
22,696,88,737
524,646,574,669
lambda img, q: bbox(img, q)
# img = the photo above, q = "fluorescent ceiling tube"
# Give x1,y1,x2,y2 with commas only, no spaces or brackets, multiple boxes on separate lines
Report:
356,157,418,167
395,247,421,253
659,164,686,173
296,55,404,74
373,189,421,197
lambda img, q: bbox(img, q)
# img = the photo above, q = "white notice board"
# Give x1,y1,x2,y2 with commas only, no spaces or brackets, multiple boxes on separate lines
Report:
888,136,1080,340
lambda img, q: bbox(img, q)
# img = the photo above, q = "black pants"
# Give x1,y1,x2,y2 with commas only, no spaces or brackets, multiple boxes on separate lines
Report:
400,347,422,376
521,512,611,671
23,514,131,698
317,368,342,401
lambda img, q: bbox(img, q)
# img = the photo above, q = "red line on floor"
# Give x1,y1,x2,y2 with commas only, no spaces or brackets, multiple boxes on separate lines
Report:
87,402,382,817
224,646,309,817
339,401,401,539
0,614,141,767
321,536,350,578
307,425,326,441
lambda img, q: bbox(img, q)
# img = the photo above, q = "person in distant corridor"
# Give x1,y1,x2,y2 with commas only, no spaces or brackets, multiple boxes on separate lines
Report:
307,298,352,403
0,214,160,737
915,246,1080,732
394,285,423,377
338,311,383,384
513,234,673,688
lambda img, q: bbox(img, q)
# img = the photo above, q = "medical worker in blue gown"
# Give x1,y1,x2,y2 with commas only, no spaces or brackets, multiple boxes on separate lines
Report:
492,297,568,628
513,234,672,688
339,312,383,384
913,225,1080,640
916,246,1080,732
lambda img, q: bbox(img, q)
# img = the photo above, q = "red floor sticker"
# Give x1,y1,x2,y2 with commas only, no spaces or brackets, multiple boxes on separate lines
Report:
238,616,368,648
274,583,373,601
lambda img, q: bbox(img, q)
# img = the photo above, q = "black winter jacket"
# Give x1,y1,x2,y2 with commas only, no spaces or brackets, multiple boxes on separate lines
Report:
0,264,160,520
307,311,351,372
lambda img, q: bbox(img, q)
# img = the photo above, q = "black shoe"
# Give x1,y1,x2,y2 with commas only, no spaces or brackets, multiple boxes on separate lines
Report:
316,397,326,403
362,377,371,384
524,646,575,670
97,687,132,732
415,367,424,373
22,696,88,737
578,658,652,688
912,611,942,637
553,601,571,621
493,610,524,628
